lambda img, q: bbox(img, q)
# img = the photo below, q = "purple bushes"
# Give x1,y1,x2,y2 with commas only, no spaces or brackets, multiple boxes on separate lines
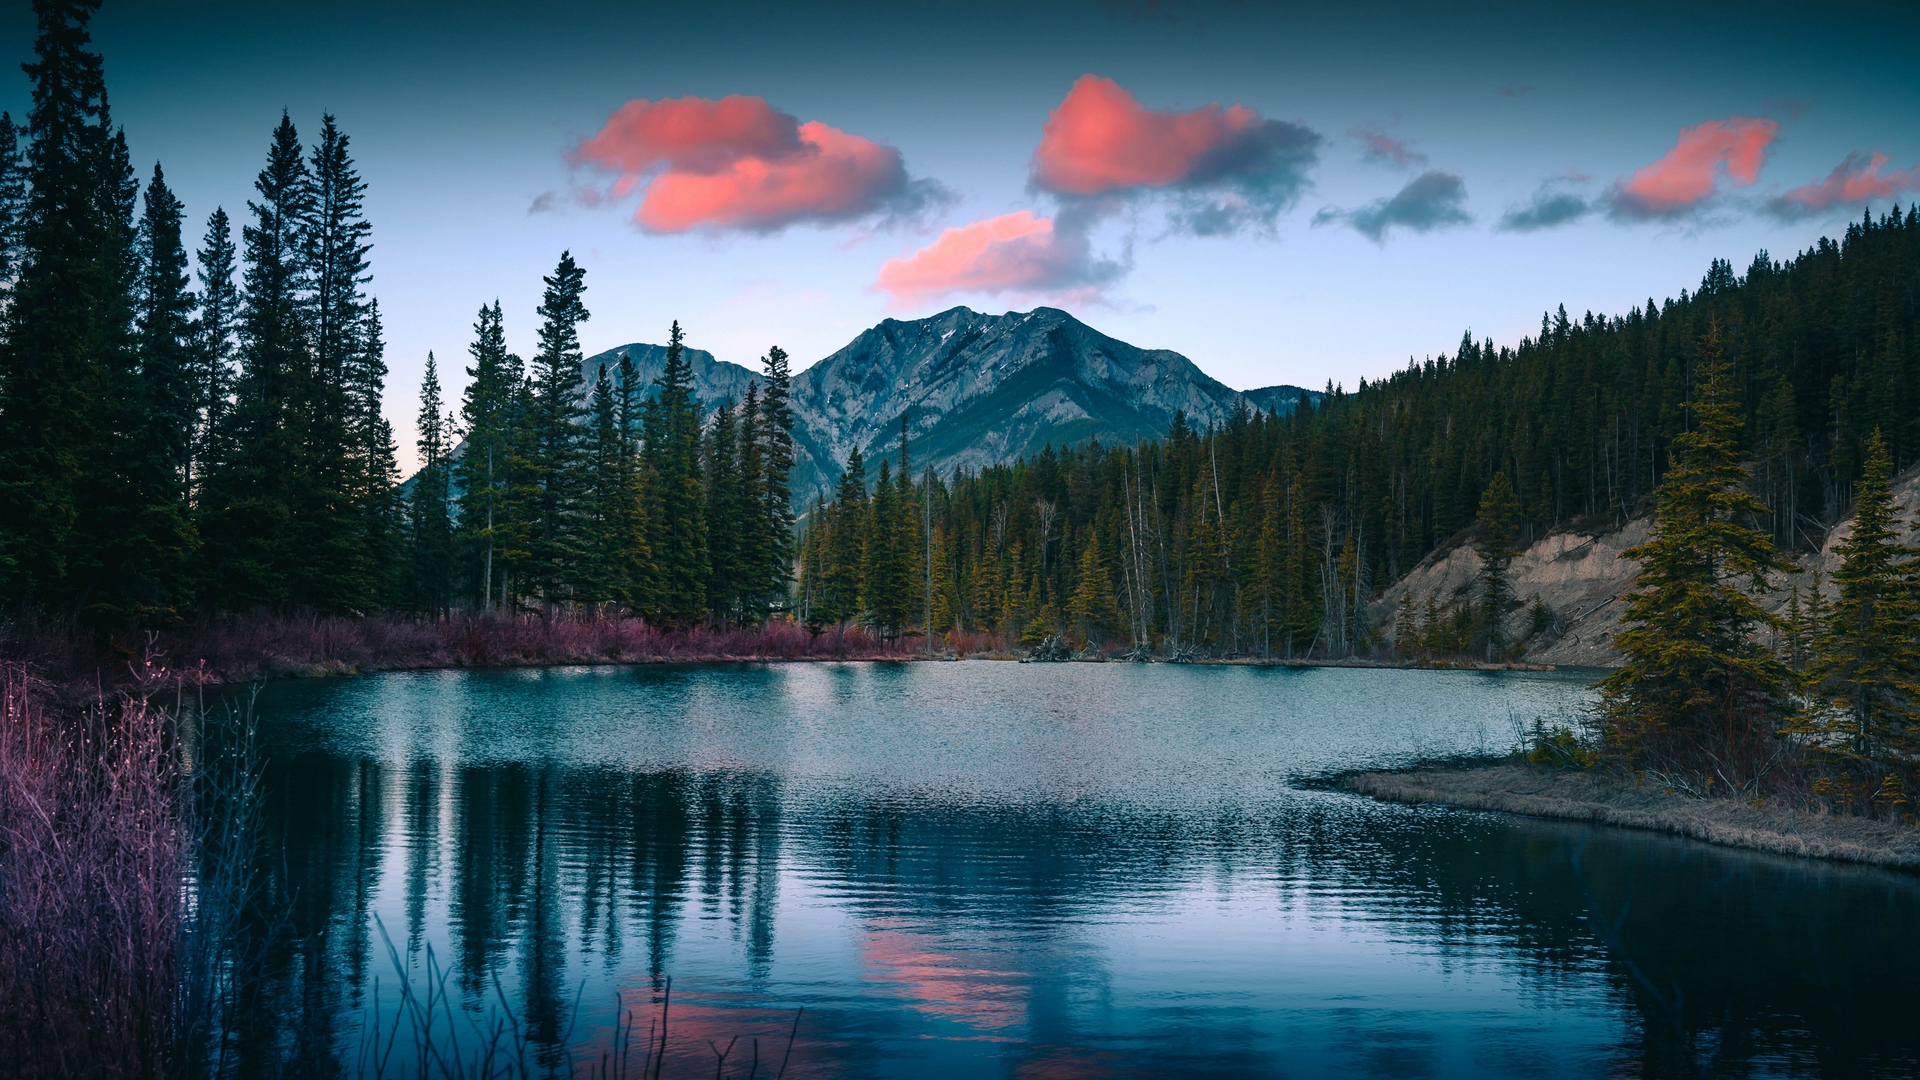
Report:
0,661,181,1079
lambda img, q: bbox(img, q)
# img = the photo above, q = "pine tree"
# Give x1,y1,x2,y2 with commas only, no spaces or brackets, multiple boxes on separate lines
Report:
755,345,797,613
863,458,906,635
1599,333,1794,777
703,397,745,620
0,111,26,311
407,353,454,615
303,114,386,612
641,320,708,625
199,113,312,610
89,161,198,626
578,362,622,607
1394,590,1418,658
523,251,589,604
611,350,653,611
454,301,516,609
1801,429,1919,763
189,207,238,484
1473,472,1520,660
820,447,867,627
1066,530,1120,646
350,300,402,608
0,0,135,608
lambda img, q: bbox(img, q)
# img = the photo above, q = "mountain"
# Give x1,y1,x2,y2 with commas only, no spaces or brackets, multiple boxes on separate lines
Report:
579,342,762,415
1241,383,1318,417
582,307,1320,505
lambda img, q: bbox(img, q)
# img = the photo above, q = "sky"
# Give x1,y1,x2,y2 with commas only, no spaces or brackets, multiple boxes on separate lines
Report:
4,0,1919,472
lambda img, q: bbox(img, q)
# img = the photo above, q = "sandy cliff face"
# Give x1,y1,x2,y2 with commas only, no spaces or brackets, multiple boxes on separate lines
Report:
1369,464,1920,668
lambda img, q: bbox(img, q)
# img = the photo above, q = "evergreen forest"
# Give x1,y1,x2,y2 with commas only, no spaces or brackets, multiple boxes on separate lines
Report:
0,0,798,636
797,208,1920,664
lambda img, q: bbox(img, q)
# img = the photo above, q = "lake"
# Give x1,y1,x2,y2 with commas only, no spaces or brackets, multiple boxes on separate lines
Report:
220,662,1920,1078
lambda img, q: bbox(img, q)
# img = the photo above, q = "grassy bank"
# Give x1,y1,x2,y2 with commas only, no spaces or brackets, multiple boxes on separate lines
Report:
3,613,954,687
1349,761,1920,869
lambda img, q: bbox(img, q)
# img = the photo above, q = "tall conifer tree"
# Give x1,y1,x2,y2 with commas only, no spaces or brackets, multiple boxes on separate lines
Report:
0,0,134,608
455,301,516,608
703,397,745,620
190,207,238,484
407,352,454,615
91,161,198,625
199,114,311,610
1599,333,1794,775
641,320,708,625
300,113,382,611
522,252,589,603
1473,472,1520,660
1802,429,1919,763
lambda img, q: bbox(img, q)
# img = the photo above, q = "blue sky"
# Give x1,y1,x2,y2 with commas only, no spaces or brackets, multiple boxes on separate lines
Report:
4,0,1917,470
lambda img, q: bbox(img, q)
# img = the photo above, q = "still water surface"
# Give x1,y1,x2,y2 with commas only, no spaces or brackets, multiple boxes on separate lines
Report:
234,663,1920,1077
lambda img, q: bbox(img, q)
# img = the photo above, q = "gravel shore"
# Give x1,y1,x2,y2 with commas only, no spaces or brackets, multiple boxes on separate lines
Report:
1349,762,1920,869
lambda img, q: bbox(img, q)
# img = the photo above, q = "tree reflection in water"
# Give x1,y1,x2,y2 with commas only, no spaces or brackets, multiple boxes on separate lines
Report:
214,667,1920,1078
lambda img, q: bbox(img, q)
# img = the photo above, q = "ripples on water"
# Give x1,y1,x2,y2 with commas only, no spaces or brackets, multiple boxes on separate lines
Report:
222,663,1919,1078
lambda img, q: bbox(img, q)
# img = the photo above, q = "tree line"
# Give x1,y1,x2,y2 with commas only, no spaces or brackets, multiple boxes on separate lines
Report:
795,205,1920,662
0,0,799,635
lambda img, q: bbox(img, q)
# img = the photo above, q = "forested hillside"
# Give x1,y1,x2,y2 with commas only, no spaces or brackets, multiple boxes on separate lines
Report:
798,207,1920,657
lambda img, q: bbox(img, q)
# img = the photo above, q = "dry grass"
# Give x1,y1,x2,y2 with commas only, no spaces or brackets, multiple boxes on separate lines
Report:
1349,761,1920,868
0,660,181,1079
1,612,969,689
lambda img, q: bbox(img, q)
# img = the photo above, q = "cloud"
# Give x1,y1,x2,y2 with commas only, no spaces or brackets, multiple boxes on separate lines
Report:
1315,170,1471,242
1497,181,1592,232
1500,84,1535,98
1607,116,1778,220
1768,151,1920,218
872,211,1124,308
1352,124,1426,169
1030,75,1319,232
571,94,950,232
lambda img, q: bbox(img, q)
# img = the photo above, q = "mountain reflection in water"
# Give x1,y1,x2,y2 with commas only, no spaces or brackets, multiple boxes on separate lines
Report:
219,663,1919,1078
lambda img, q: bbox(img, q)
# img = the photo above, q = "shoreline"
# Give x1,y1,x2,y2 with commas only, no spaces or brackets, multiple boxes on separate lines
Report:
3,612,1576,689
1347,761,1920,869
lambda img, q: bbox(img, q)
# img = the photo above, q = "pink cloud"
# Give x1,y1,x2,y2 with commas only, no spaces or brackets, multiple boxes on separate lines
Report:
873,211,1117,308
1610,116,1778,219
1351,125,1426,169
1030,75,1318,222
1771,151,1920,216
571,94,939,232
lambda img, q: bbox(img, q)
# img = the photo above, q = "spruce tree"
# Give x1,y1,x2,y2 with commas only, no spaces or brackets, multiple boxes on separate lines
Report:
863,458,905,635
92,161,198,625
1599,334,1794,777
611,350,653,611
523,251,589,604
1066,531,1120,646
1473,472,1520,660
0,0,134,608
190,207,238,484
641,320,709,625
407,353,455,615
299,113,380,612
755,345,797,613
0,111,25,309
351,300,402,608
579,362,622,607
821,448,867,626
199,114,312,610
703,397,745,620
455,301,516,609
1802,429,1919,764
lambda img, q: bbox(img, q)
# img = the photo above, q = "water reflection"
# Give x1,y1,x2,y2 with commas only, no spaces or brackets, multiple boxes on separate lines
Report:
218,664,1920,1078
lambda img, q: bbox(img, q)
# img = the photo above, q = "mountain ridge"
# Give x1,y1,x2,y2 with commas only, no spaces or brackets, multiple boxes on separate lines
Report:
582,306,1319,505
